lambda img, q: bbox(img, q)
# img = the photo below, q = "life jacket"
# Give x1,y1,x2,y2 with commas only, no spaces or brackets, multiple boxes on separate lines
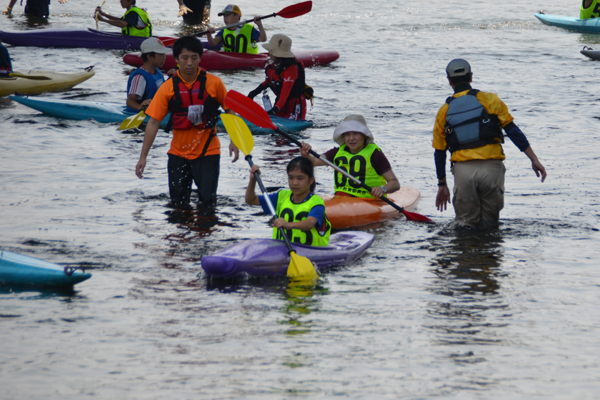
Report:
265,60,307,104
273,190,331,247
125,67,164,112
222,24,258,54
581,0,600,19
167,70,221,139
444,89,504,154
121,6,152,37
333,144,387,198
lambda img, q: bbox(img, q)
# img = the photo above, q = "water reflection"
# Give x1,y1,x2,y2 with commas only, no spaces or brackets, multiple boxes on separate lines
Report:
426,227,509,351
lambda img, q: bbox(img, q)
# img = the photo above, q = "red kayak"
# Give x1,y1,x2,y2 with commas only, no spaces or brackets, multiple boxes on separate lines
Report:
122,49,340,71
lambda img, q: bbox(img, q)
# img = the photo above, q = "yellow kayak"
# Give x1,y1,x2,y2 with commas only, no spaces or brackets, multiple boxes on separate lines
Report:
0,68,95,96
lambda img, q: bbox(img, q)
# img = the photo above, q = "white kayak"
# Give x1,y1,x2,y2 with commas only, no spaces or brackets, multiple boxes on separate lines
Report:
0,68,95,96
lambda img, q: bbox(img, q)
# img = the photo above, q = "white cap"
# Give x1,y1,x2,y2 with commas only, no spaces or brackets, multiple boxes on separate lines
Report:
140,38,170,54
332,114,374,146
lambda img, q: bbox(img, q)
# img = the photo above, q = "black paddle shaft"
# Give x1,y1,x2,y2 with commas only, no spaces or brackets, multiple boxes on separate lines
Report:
273,128,407,213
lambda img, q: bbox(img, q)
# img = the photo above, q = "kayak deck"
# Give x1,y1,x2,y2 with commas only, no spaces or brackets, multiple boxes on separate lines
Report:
201,231,375,278
0,249,91,288
0,69,95,97
323,186,422,229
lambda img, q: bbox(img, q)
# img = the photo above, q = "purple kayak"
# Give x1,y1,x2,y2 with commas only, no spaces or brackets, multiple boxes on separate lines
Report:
0,28,215,50
201,232,375,278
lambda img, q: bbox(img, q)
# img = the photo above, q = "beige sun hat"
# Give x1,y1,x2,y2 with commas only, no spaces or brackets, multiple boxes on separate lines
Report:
332,114,374,145
262,34,295,58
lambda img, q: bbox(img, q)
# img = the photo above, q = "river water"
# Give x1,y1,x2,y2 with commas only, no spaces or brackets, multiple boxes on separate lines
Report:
2,0,600,398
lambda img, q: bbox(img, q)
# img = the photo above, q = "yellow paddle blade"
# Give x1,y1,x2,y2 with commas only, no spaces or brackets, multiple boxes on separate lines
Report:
118,110,146,131
287,251,319,281
220,114,254,156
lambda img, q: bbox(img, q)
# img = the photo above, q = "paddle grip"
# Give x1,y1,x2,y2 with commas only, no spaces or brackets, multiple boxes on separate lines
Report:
274,128,406,214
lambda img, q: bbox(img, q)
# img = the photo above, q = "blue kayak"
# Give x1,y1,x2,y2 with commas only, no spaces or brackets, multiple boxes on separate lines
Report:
9,95,313,134
0,249,91,288
535,13,600,33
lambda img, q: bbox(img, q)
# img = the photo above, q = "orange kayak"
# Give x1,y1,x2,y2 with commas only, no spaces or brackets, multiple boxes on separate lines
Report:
323,186,421,229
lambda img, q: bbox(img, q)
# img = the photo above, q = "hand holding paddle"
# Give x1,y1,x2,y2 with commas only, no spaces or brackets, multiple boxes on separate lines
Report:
160,1,312,47
221,113,319,281
224,90,434,224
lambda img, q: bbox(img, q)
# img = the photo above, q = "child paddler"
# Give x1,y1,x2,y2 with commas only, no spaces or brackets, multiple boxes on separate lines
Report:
206,4,266,53
126,37,169,112
94,0,152,37
300,114,400,199
245,156,331,247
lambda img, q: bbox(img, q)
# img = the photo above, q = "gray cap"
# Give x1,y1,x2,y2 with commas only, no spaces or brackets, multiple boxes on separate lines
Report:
446,59,471,77
140,37,170,54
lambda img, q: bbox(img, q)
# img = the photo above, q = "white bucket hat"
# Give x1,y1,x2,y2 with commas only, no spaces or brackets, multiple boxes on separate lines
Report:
332,114,374,145
262,33,295,58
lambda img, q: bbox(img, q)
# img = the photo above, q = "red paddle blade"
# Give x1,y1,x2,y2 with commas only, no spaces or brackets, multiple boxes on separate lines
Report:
157,36,176,47
402,209,434,224
277,1,312,18
225,90,278,130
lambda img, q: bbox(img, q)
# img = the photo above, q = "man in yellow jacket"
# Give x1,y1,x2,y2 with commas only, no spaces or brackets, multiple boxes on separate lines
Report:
433,59,547,230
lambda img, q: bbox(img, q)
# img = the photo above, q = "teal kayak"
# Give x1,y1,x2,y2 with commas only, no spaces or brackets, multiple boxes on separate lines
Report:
9,95,313,134
0,249,91,288
535,13,600,33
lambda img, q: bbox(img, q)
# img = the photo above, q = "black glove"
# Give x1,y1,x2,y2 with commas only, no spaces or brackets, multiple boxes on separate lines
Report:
248,88,262,100
267,106,279,116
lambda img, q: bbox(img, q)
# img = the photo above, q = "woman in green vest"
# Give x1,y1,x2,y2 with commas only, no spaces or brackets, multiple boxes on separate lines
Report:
300,114,401,199
94,0,152,37
245,156,331,247
206,4,266,53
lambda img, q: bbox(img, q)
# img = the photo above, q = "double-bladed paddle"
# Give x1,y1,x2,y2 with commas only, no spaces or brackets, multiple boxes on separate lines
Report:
160,1,313,47
220,113,319,281
118,110,146,131
224,90,435,224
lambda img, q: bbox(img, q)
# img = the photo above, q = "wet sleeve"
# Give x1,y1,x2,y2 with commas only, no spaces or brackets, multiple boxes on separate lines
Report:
504,122,530,152
371,150,392,175
273,66,298,110
258,193,279,215
307,204,325,228
323,147,339,162
434,149,447,180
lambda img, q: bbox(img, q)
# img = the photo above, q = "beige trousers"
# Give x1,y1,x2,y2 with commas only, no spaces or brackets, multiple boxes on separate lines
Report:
451,159,506,230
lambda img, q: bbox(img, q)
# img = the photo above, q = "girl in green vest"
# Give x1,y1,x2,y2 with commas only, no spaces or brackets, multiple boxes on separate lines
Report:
94,0,152,37
300,114,400,199
245,156,331,247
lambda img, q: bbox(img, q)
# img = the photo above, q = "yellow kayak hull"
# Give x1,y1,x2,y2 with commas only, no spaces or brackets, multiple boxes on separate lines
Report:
0,69,95,96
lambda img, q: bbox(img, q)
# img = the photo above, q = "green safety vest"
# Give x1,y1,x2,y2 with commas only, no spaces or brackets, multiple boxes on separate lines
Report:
333,143,387,198
122,6,152,37
222,24,258,54
581,0,600,19
273,190,331,247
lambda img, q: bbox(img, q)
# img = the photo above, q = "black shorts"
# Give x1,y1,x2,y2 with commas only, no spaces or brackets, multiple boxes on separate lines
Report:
167,153,220,208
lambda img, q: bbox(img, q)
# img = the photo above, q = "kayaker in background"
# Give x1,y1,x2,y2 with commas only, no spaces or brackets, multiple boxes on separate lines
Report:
300,115,400,199
177,0,210,25
248,34,312,120
126,37,169,112
135,36,239,208
2,0,66,18
94,0,152,37
581,0,600,19
433,59,547,231
0,40,12,73
245,157,331,247
205,4,266,53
